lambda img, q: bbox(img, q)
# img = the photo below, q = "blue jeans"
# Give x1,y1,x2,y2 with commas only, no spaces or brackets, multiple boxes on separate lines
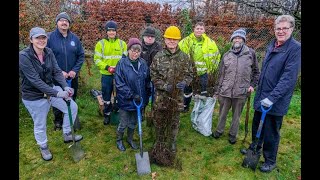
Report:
101,74,114,116
199,73,208,93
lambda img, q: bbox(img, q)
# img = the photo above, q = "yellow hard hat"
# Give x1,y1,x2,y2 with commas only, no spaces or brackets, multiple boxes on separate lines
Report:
163,26,181,40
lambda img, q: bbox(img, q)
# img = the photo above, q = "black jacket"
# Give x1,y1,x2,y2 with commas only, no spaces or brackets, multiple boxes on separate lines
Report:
141,40,162,67
19,45,68,100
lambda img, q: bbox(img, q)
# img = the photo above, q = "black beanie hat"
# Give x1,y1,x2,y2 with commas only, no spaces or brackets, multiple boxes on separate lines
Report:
55,12,71,24
105,20,117,31
142,27,156,37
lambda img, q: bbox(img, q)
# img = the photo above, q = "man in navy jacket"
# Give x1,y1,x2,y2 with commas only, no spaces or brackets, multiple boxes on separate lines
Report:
47,12,85,131
241,15,301,173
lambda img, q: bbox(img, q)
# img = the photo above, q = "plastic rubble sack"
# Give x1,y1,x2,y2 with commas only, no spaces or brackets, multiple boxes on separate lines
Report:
190,95,217,136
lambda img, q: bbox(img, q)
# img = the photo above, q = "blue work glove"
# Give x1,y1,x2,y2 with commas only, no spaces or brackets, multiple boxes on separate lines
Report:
133,94,141,102
164,84,173,93
64,87,74,96
260,98,273,107
56,91,69,99
176,81,187,90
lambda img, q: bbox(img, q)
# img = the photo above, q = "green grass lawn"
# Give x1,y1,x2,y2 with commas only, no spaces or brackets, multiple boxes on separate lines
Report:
19,59,301,179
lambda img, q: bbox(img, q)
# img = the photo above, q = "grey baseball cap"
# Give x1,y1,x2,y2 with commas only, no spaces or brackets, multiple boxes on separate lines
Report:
29,27,47,39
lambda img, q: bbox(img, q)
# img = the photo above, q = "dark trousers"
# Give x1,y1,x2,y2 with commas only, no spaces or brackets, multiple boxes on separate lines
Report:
53,76,79,124
117,109,137,133
184,73,208,108
101,74,114,116
250,110,283,165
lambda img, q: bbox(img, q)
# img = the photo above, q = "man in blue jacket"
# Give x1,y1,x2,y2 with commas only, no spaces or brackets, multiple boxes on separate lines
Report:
47,12,85,131
241,15,301,173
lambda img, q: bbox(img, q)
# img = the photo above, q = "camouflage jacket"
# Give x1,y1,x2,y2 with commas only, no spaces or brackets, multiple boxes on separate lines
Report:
150,47,194,110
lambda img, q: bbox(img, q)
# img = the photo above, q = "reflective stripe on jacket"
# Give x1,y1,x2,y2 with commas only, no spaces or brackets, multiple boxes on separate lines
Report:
94,38,127,75
178,33,221,76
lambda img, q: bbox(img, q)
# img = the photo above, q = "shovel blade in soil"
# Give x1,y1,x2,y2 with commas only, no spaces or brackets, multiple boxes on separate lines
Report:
70,142,85,163
135,152,151,176
242,148,261,171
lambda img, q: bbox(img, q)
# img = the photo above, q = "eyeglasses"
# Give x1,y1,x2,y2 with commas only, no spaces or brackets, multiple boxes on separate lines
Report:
130,49,141,54
275,27,291,33
58,19,69,23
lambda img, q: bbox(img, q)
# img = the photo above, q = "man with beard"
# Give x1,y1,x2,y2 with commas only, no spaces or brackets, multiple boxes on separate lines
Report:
47,12,85,131
212,28,260,144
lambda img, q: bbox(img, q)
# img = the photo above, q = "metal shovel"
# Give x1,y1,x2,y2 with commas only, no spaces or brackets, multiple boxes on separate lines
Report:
242,105,272,171
133,97,151,176
66,78,81,130
66,99,85,163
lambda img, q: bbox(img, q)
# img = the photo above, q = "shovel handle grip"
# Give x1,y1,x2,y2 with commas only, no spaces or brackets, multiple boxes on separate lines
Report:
66,100,73,127
133,98,143,135
66,78,72,87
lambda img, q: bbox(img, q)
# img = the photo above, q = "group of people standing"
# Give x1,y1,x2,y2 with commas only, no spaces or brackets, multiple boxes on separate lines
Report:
19,12,300,174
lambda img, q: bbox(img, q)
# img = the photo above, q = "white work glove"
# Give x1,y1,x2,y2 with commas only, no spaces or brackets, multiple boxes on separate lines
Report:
56,91,69,99
260,98,273,107
64,87,74,96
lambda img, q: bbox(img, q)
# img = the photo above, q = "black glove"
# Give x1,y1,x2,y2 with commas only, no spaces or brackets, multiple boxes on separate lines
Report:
133,94,141,102
165,84,173,93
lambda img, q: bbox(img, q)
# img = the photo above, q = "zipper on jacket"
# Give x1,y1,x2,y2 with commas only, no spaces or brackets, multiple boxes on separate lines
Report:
231,55,239,98
63,37,68,72
257,52,273,100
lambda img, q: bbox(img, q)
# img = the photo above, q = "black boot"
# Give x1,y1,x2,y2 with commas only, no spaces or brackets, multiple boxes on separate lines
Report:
183,95,191,113
127,128,138,150
53,107,63,131
240,148,247,155
116,131,126,151
54,120,62,131
104,115,110,125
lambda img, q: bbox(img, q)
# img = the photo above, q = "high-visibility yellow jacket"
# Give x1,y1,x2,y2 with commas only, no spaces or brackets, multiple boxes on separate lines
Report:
179,33,221,76
94,38,127,75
